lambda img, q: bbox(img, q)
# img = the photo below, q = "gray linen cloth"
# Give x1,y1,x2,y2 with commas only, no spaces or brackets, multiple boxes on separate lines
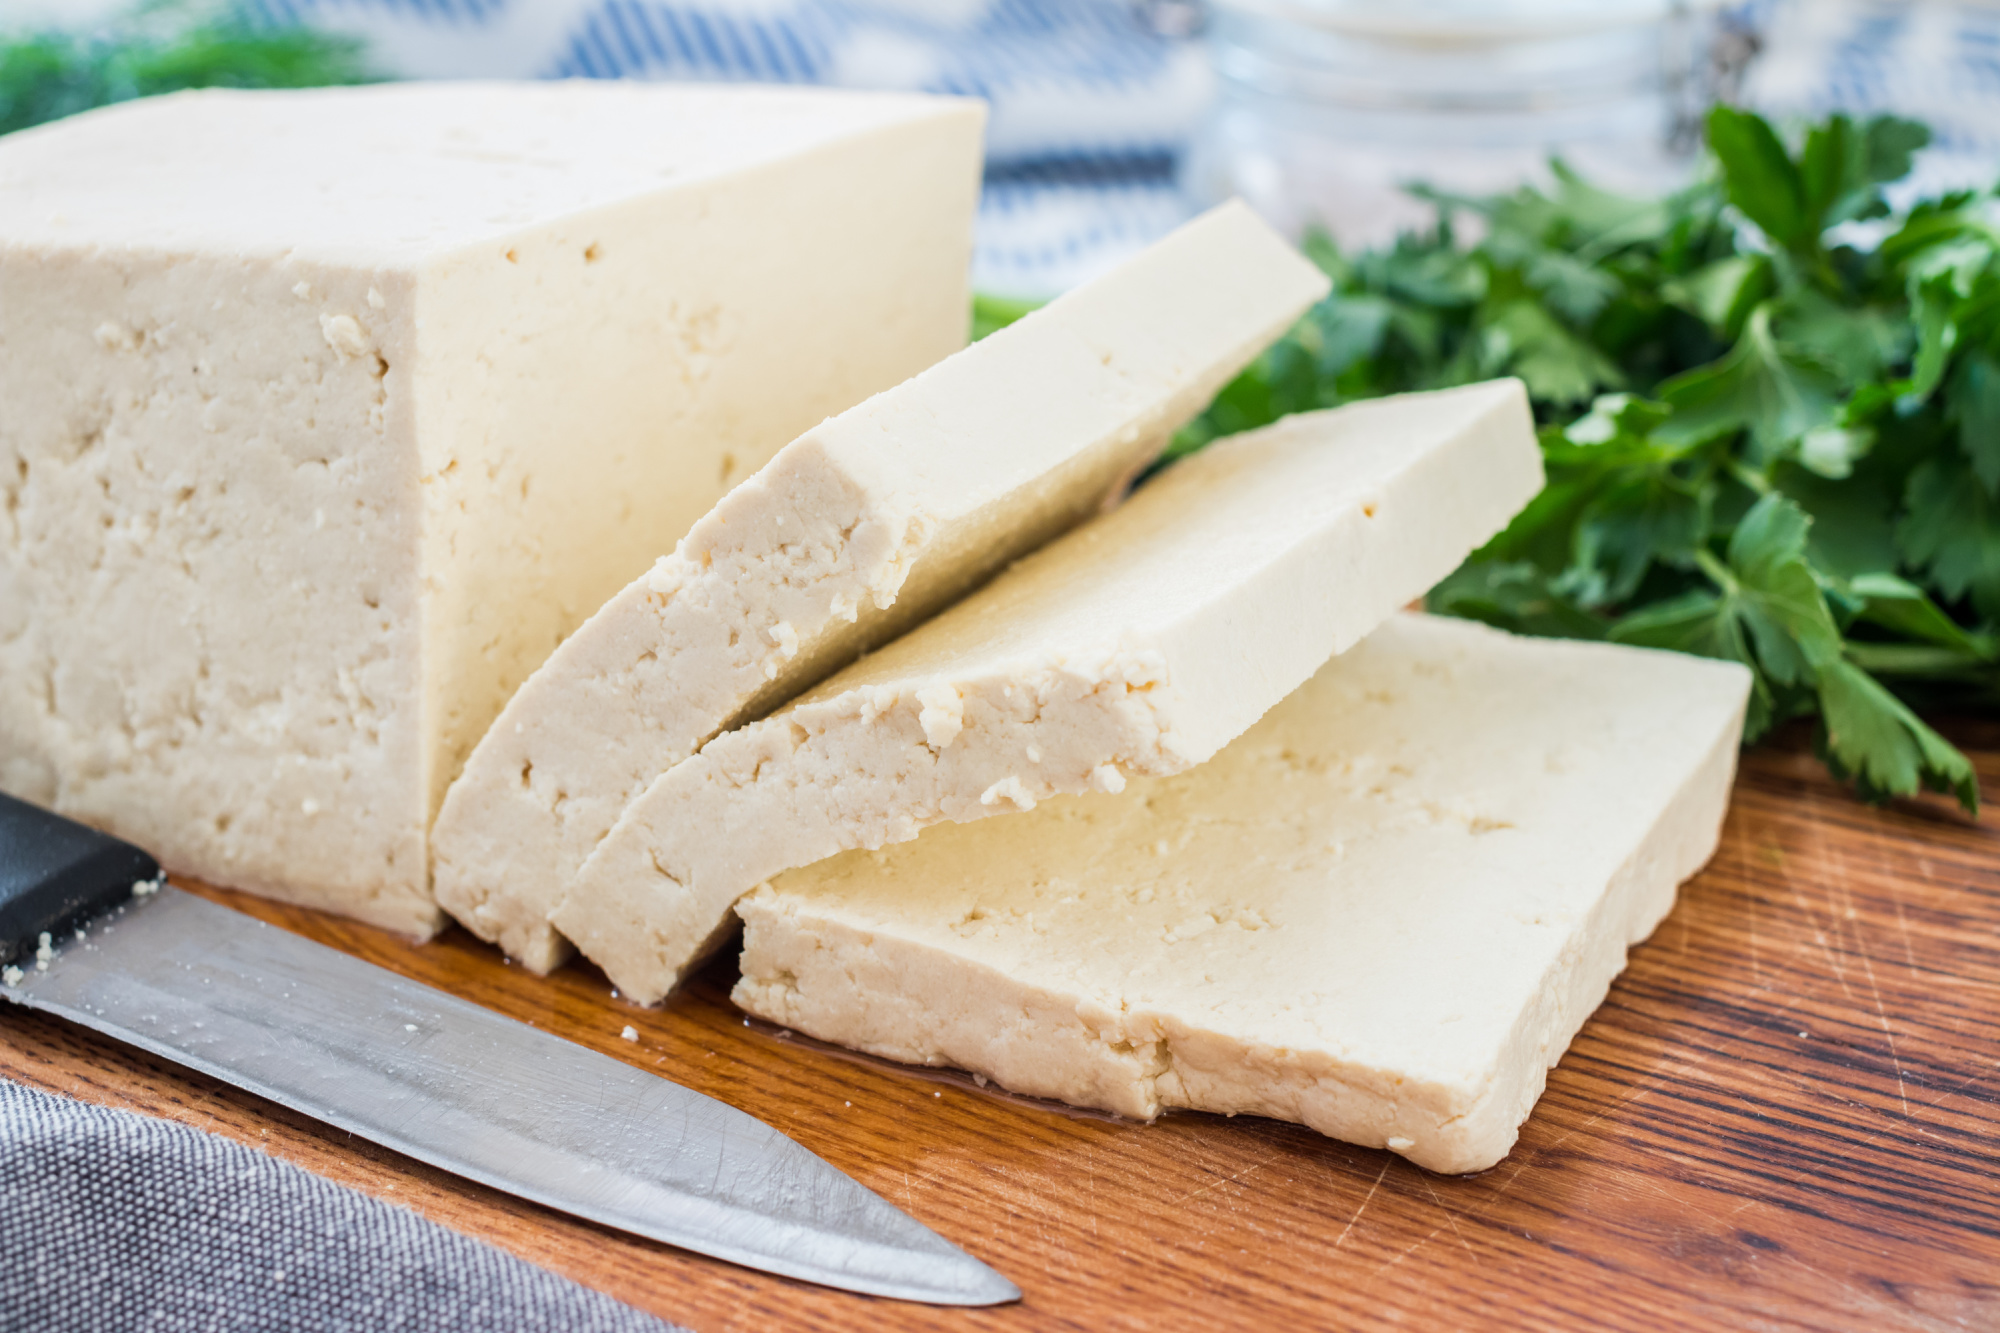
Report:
0,1078,681,1332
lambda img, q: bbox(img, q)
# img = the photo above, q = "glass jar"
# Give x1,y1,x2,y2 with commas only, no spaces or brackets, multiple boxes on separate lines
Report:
1186,0,1720,246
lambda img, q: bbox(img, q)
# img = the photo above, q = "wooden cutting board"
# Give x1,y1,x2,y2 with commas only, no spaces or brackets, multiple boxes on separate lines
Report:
3,721,1996,1331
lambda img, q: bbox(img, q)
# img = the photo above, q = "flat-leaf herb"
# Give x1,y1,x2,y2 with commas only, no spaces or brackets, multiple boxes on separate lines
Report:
1172,107,1996,814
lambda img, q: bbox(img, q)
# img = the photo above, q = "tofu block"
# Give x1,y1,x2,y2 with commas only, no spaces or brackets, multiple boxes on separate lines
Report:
433,202,1330,971
0,82,981,934
554,380,1545,1002
736,615,1752,1174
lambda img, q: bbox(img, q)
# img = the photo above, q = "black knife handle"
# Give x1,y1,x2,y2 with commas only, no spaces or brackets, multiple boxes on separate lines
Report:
0,792,160,966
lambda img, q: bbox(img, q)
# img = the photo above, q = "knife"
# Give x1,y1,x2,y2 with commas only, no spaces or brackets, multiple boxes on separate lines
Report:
0,791,1018,1307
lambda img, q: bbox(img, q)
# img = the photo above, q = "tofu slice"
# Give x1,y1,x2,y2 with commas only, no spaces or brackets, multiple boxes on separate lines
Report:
735,614,1752,1174
554,380,1545,1003
432,202,1330,971
0,82,980,935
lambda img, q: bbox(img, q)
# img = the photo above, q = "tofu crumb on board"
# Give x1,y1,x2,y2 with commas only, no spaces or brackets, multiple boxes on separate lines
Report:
554,380,1544,1005
0,81,983,937
430,201,1329,975
735,614,1752,1174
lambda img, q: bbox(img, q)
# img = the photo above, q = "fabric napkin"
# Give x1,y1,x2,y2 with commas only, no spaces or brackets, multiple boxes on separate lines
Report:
0,1078,680,1333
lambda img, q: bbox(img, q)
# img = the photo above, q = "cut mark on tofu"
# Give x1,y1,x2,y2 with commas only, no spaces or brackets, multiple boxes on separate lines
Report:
554,380,1546,1004
431,200,1334,973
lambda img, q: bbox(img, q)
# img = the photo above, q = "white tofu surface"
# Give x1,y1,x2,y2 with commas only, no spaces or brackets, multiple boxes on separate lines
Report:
432,202,1329,971
0,83,981,932
554,380,1544,1002
736,615,1752,1174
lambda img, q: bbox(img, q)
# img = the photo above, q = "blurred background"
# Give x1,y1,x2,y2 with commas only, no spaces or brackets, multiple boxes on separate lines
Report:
3,0,1999,297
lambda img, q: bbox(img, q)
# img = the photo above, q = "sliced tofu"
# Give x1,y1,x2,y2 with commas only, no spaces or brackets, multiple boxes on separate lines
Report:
553,380,1545,1002
432,202,1330,970
0,82,981,935
735,614,1752,1173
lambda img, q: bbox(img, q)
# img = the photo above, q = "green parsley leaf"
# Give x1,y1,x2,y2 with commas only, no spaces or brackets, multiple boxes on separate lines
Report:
1664,254,1772,340
1425,561,1607,641
1815,659,1979,811
1655,305,1842,459
1900,458,2000,620
970,292,1042,342
1951,350,2000,493
1475,299,1625,407
1849,572,1996,657
1708,105,1811,248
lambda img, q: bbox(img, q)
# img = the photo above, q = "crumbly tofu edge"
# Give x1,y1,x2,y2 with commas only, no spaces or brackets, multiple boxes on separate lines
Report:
429,440,918,971
0,245,440,938
553,648,1183,1003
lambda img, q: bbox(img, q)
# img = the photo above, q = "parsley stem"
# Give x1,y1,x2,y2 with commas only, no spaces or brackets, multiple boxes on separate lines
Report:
1693,547,1738,594
1726,459,1772,495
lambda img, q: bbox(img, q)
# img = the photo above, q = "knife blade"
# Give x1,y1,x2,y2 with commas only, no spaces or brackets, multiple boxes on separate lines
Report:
0,792,1018,1307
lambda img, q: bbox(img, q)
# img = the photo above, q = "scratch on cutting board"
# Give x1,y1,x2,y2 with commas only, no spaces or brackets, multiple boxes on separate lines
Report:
1891,895,1920,977
1829,848,1912,1117
900,1162,948,1214
1723,1065,1992,1232
1417,1174,1480,1265
1852,933,1911,1117
1084,1144,1099,1242
1375,1223,1447,1275
1538,1044,1719,1156
1778,1252,1933,1326
1786,881,1858,1007
1165,1152,1277,1209
1483,1158,1534,1205
1781,792,1865,1006
988,1165,1070,1259
1745,866,1766,986
1332,1157,1391,1250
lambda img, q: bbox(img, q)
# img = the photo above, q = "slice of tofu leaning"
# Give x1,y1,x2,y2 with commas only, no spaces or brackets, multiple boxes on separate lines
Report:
432,201,1330,971
552,378,1546,1003
735,614,1753,1174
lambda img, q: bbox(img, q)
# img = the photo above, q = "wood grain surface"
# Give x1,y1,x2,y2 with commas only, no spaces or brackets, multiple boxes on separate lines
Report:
4,720,1997,1331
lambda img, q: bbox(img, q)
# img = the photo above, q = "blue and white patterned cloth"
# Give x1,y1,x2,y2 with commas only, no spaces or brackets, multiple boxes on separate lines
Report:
238,0,2000,295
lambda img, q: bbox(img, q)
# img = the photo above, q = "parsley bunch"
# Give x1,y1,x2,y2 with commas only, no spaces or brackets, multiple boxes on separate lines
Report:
1175,107,1994,814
